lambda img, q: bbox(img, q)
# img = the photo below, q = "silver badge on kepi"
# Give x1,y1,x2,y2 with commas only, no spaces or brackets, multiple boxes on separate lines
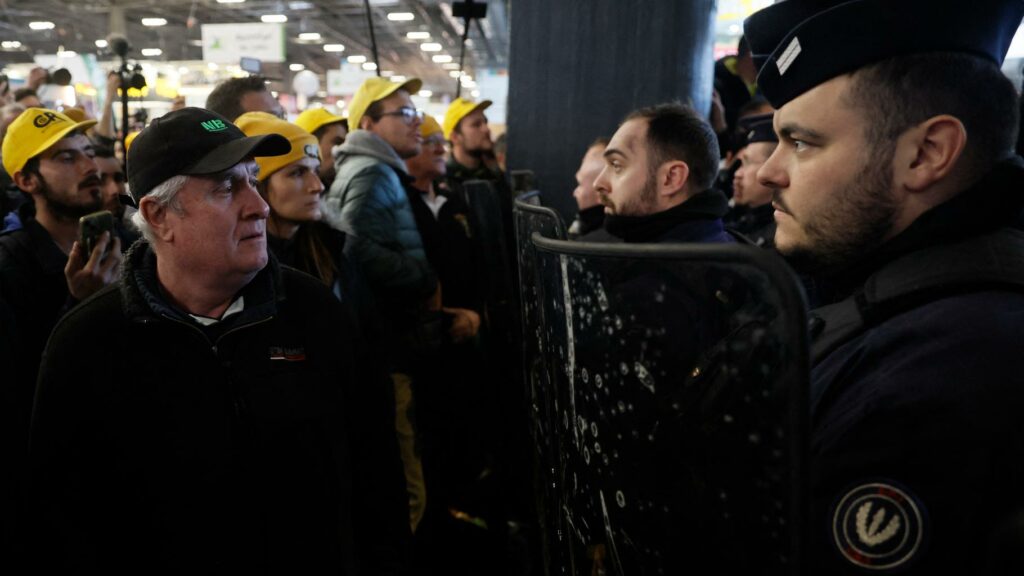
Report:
833,481,926,570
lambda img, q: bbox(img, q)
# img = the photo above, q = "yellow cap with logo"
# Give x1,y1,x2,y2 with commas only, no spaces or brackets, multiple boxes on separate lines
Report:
2,107,97,176
347,76,423,133
235,111,320,181
442,98,492,140
420,114,442,138
295,108,347,135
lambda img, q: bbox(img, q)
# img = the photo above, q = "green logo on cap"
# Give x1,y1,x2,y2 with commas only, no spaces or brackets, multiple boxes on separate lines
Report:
201,119,228,132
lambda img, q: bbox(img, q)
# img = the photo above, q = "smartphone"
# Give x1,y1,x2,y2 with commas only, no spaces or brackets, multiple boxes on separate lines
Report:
78,210,115,259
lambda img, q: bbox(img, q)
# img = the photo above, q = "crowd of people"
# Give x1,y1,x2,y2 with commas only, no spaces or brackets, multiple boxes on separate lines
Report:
1,0,1024,573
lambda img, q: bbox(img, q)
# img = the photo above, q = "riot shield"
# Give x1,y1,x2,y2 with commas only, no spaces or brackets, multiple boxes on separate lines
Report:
514,200,570,574
530,237,808,576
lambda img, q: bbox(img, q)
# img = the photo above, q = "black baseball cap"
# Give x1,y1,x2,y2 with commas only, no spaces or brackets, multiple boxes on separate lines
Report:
745,0,1024,109
126,107,290,203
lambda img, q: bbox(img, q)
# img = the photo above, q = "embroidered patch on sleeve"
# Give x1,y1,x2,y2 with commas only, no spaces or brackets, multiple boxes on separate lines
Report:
832,481,926,571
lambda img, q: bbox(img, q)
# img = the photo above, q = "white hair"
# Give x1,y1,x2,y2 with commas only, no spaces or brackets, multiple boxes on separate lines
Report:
130,175,189,243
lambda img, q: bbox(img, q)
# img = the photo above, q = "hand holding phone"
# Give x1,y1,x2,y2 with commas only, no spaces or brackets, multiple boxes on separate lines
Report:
65,210,122,301
79,210,115,259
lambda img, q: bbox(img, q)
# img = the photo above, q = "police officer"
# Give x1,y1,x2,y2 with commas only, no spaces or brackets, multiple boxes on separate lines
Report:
727,113,777,247
745,0,1024,572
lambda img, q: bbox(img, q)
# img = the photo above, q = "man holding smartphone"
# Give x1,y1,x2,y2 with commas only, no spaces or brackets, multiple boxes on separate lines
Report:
0,107,121,565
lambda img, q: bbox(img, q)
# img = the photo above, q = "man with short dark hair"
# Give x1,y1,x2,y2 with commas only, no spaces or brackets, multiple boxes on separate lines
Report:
205,75,283,121
92,143,140,247
30,107,367,573
594,102,732,244
442,98,513,215
746,0,1024,572
295,107,349,188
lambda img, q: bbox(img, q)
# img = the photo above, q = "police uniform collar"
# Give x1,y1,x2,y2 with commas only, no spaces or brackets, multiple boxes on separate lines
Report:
745,0,1024,108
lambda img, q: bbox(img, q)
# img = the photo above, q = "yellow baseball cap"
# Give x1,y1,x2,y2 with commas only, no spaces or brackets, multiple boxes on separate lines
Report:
347,76,422,133
295,108,347,135
420,114,442,138
235,111,319,181
124,131,141,151
2,107,97,176
443,97,492,140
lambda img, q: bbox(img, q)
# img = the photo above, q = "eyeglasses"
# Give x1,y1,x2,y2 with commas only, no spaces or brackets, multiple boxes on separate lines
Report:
374,106,424,124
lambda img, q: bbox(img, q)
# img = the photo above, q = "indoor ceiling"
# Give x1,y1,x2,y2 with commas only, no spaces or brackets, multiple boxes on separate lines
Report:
0,0,509,96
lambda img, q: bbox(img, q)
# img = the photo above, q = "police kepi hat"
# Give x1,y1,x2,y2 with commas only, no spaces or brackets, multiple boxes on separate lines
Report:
738,113,777,146
127,107,290,203
744,0,1024,109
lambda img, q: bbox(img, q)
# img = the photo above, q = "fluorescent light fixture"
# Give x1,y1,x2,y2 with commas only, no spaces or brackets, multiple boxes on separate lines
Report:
380,70,395,77
362,62,378,71
418,89,432,97
29,21,55,30
58,50,77,58
289,63,305,71
387,12,414,21
442,63,460,70
346,55,367,63
216,0,246,3
471,90,480,98
449,70,461,78
261,14,288,23
142,18,167,27
141,48,163,57
391,75,407,82
432,55,452,63
298,32,321,41
323,44,346,52
420,42,442,52
460,79,476,88
406,31,431,40
2,41,22,49
95,39,108,48
289,1,314,8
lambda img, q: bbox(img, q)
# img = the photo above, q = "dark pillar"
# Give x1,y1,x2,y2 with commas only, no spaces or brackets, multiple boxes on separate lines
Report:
506,0,717,220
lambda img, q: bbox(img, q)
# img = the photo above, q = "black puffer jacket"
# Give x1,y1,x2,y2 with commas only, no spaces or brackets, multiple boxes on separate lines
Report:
30,241,374,575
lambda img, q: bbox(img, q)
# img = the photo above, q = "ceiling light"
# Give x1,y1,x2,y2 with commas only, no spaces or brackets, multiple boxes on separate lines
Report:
142,18,167,27
449,70,461,78
29,21,55,30
323,44,346,52
442,63,460,70
262,14,287,23
418,89,432,97
216,0,246,3
298,32,321,41
380,70,395,77
2,41,22,49
347,55,366,63
95,39,108,48
432,55,453,63
420,42,442,52
387,12,414,21
471,90,480,98
289,63,305,71
288,1,314,8
406,31,431,40
58,50,77,58
141,48,163,57
391,75,407,82
362,62,378,71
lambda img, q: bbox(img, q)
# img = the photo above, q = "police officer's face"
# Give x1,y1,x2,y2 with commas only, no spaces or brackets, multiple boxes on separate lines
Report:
758,76,898,270
573,144,606,211
594,118,659,217
265,156,324,235
733,142,775,207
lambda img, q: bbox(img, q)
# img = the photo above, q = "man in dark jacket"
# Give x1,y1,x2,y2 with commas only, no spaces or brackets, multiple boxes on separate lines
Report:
746,0,1024,573
568,137,617,242
727,113,777,248
0,108,122,562
594,102,734,245
325,76,438,532
30,107,364,574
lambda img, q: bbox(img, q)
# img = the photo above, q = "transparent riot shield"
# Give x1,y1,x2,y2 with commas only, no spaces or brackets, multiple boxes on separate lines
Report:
531,237,808,576
514,200,570,574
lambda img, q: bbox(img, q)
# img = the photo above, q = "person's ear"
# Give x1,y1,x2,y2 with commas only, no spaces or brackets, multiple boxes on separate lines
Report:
12,170,40,194
894,114,967,192
658,160,690,197
359,115,375,131
138,197,175,242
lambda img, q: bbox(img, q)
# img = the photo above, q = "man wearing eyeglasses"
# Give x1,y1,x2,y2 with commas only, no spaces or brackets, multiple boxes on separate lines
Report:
325,77,439,534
